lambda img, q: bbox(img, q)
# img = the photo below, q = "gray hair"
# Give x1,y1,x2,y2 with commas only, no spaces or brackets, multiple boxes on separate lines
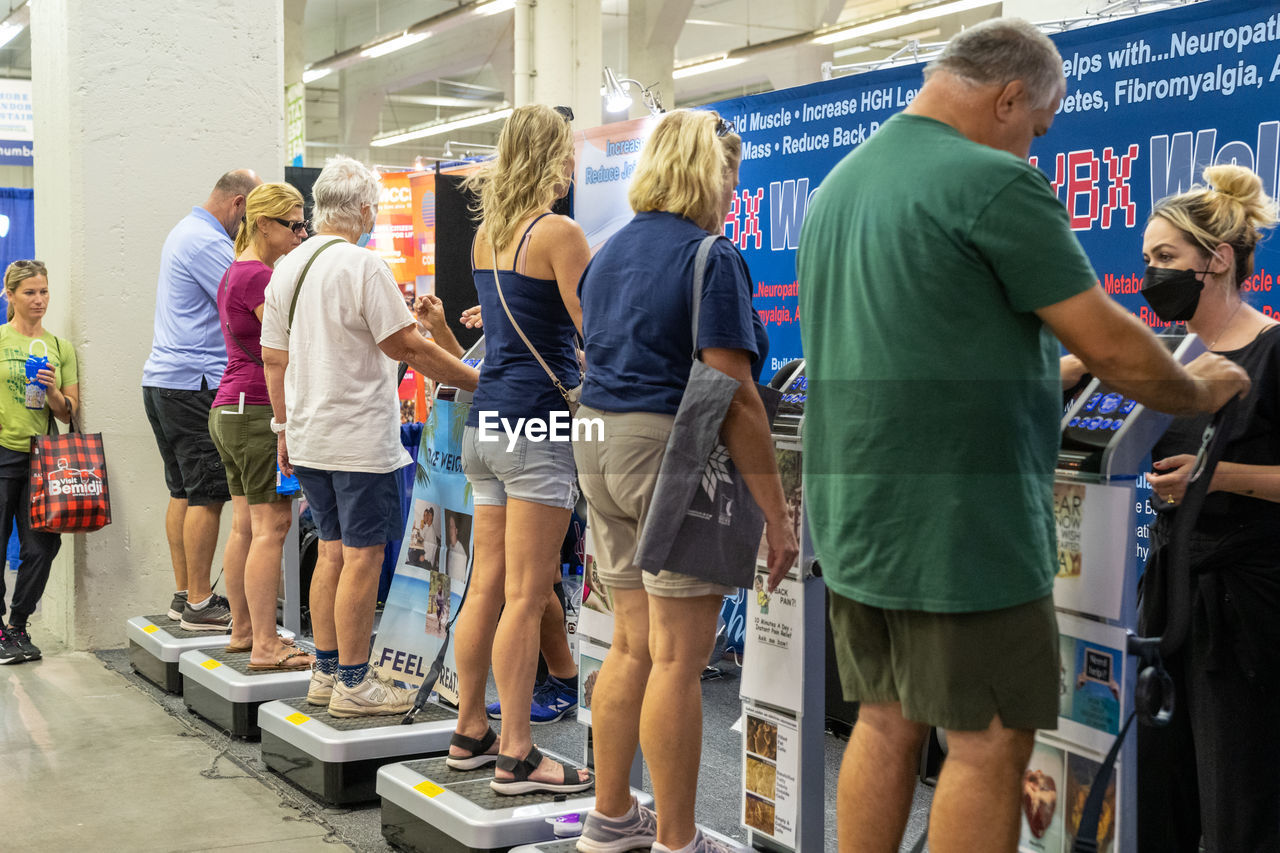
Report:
924,18,1065,110
312,155,381,235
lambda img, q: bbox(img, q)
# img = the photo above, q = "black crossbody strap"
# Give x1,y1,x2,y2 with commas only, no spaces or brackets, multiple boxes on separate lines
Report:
288,239,344,333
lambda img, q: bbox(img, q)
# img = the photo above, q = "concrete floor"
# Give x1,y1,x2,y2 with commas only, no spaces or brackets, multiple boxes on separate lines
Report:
0,642,350,853
1,632,934,853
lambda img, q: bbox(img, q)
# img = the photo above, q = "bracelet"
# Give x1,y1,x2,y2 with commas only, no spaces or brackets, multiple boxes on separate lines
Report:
270,418,287,434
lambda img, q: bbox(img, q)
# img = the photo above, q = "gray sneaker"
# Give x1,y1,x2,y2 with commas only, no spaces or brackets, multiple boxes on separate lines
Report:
307,666,335,706
651,831,747,853
179,594,233,632
327,668,416,718
576,799,657,853
166,591,188,621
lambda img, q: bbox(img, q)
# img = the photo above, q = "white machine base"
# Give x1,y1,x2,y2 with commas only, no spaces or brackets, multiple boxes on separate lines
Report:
259,695,456,804
379,754,652,853
178,644,309,738
126,614,233,694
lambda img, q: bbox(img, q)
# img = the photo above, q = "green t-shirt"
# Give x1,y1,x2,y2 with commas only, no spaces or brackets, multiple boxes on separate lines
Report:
0,325,78,452
796,113,1096,613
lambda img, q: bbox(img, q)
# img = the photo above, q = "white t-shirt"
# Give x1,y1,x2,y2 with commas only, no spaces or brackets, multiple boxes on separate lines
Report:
261,236,415,473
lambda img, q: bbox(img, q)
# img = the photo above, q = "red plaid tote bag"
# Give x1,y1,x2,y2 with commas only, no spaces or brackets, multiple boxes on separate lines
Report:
29,415,111,533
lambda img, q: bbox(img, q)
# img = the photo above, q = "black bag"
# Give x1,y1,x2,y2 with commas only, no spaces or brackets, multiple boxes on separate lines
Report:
634,235,780,589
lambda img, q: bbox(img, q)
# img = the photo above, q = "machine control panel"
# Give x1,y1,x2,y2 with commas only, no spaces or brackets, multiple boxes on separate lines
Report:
1058,333,1205,479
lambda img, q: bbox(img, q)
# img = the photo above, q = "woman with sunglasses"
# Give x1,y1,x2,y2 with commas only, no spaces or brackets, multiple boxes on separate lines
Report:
206,182,313,670
444,103,593,795
573,110,797,853
0,260,78,665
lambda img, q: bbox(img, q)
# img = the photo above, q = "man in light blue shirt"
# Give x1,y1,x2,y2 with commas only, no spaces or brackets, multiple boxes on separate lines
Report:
142,169,261,629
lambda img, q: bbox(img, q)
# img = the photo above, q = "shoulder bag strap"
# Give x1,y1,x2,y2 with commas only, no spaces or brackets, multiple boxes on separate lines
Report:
490,247,577,404
690,235,719,359
218,266,264,367
288,238,344,333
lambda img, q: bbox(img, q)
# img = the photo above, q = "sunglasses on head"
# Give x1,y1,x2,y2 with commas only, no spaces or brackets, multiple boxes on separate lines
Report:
271,217,310,235
554,105,574,122
714,116,736,137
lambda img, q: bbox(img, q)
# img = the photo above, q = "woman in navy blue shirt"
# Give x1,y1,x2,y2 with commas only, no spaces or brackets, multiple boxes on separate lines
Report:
572,110,799,853
444,104,593,795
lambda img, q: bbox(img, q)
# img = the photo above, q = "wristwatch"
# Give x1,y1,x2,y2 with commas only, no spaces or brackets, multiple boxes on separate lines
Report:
270,418,287,434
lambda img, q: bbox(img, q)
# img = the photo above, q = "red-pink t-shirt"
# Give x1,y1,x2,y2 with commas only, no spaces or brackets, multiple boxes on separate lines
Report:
212,260,272,407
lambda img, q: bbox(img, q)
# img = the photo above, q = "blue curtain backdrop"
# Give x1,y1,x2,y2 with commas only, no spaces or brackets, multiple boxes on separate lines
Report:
0,187,34,322
0,188,34,570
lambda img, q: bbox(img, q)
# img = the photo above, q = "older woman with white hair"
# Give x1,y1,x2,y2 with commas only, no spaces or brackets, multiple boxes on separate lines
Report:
260,155,478,717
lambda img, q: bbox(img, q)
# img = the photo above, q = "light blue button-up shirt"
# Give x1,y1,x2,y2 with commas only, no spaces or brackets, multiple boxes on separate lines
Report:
142,207,234,389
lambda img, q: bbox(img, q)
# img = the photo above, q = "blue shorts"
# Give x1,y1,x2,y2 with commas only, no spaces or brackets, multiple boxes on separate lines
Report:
293,466,403,548
462,425,578,509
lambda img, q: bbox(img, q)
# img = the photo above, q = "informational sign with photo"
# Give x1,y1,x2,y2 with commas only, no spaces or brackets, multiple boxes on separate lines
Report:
370,398,473,704
1056,613,1126,754
1051,481,1130,621
741,571,804,712
742,704,799,849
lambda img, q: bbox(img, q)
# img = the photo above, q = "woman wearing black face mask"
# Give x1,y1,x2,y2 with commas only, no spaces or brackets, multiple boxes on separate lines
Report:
1136,164,1279,853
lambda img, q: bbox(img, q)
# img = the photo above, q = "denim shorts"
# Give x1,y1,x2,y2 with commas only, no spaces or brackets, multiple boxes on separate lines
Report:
293,465,403,548
461,425,578,509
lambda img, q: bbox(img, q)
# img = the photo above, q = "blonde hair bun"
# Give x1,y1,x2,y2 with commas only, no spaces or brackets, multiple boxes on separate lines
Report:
1203,164,1278,228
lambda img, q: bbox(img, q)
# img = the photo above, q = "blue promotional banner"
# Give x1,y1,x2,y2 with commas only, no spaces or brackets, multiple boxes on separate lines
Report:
705,0,1280,380
0,187,34,321
370,398,474,702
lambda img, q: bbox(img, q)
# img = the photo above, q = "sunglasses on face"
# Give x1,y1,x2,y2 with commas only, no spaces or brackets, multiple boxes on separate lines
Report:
271,217,309,235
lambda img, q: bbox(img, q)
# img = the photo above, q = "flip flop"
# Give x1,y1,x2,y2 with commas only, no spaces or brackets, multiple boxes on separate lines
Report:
227,634,298,654
490,745,592,795
446,726,499,770
247,649,313,672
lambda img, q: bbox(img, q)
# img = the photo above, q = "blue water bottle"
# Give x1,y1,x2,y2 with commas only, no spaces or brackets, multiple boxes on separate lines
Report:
277,463,301,496
23,339,49,410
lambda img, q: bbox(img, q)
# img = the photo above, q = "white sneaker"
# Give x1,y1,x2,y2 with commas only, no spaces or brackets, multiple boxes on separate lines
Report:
307,666,335,706
327,668,416,718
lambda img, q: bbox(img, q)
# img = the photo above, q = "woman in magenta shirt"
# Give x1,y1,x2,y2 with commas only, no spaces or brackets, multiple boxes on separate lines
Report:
208,182,311,670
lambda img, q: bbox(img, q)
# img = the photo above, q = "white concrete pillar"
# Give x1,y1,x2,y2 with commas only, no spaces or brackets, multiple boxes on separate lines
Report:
623,0,693,120
31,0,284,649
529,0,601,129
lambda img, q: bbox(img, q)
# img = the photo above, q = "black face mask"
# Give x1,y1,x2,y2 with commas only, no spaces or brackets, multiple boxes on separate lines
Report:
1140,265,1205,322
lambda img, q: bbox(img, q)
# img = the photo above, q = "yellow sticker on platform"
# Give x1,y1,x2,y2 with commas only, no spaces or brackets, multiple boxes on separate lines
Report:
142,625,159,634
414,780,444,798
201,659,221,670
286,712,310,725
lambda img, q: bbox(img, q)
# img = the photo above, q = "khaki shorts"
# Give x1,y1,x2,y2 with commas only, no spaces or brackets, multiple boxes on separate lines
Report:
572,405,733,599
208,405,286,505
828,589,1059,732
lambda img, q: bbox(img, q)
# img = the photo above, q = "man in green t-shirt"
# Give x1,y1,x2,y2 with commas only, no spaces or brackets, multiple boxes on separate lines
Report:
797,18,1249,852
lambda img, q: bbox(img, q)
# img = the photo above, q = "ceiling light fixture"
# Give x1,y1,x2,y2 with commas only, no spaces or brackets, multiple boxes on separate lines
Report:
361,30,431,59
301,67,332,84
474,0,516,16
370,107,514,148
811,0,1000,46
672,55,747,80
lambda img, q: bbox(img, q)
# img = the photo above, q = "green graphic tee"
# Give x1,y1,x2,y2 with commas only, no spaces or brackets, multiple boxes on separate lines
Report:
0,325,78,452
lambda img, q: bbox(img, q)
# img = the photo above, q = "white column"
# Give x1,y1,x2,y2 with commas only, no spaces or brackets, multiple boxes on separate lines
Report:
31,0,284,649
530,0,602,129
624,0,693,119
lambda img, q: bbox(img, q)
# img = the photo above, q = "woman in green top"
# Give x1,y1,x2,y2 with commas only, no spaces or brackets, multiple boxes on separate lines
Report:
0,260,78,665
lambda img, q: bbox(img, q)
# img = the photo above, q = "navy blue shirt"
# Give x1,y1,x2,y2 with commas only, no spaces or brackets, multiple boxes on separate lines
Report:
465,262,579,428
580,211,767,415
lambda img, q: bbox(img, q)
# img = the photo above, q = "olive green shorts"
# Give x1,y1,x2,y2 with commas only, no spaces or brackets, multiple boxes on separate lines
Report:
828,590,1059,732
208,405,287,505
